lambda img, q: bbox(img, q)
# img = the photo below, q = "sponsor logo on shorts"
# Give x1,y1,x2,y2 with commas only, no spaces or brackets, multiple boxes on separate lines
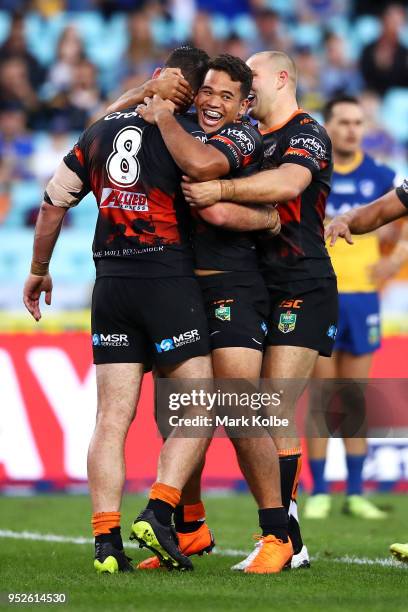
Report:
278,311,297,334
279,299,303,309
215,306,231,321
261,321,268,335
92,333,130,347
327,324,337,339
155,329,201,353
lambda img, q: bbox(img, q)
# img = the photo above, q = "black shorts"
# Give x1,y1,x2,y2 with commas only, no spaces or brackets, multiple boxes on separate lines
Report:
91,276,210,368
265,277,338,357
197,271,269,352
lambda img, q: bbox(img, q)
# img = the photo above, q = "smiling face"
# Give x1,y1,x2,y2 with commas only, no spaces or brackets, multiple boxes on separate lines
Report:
195,69,249,134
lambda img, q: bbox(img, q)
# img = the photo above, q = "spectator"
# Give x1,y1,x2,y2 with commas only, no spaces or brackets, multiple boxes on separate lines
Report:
31,115,73,185
320,31,363,97
0,155,11,224
360,90,400,161
189,11,220,56
295,46,324,112
0,12,45,89
360,4,408,95
249,9,291,55
224,34,250,61
0,102,34,181
119,9,161,80
45,26,86,95
47,59,103,132
0,58,42,129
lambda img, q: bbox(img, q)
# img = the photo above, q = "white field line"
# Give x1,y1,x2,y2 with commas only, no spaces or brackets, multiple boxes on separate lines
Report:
0,529,406,569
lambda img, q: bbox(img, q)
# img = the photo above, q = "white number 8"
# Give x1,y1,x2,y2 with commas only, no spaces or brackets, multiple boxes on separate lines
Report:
106,126,142,187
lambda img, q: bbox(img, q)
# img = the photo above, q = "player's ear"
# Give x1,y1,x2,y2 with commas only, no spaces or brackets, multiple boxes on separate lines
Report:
238,97,250,118
152,67,162,80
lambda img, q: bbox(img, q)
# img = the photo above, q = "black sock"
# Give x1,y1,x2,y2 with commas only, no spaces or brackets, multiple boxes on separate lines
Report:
174,505,204,533
258,507,288,541
146,498,174,526
95,526,123,550
279,454,303,553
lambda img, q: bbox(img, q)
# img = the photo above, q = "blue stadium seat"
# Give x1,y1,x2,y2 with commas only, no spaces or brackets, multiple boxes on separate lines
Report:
211,14,230,39
381,89,408,143
3,181,42,228
69,192,98,229
290,22,322,50
0,229,34,282
263,0,295,19
351,15,380,56
232,15,257,40
25,11,68,66
0,10,11,45
51,230,95,282
68,11,105,46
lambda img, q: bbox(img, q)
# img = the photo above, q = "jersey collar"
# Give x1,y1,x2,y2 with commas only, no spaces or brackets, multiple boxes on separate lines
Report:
259,108,305,135
334,150,364,175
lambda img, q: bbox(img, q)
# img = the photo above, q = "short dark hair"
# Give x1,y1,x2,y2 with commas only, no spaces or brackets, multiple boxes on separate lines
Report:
206,53,253,99
164,46,210,93
323,95,360,122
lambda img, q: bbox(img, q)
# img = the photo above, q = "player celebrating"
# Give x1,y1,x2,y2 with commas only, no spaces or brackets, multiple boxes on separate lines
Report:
304,96,396,521
135,55,292,574
183,50,336,570
23,47,291,575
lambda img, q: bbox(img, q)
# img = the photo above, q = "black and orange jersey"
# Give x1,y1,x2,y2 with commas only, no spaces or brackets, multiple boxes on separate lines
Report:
259,110,335,283
192,120,264,271
396,179,408,208
56,108,206,278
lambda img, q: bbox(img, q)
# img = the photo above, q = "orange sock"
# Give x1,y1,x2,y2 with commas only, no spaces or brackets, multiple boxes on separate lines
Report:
183,501,206,523
91,511,121,537
149,482,181,508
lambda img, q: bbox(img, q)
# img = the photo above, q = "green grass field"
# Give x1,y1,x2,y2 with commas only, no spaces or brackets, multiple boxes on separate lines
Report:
0,493,407,611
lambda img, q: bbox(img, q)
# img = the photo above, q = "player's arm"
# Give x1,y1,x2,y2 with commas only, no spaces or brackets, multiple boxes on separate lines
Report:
23,148,90,321
182,121,331,206
198,202,281,234
106,68,193,113
369,221,408,283
138,95,231,180
325,184,408,246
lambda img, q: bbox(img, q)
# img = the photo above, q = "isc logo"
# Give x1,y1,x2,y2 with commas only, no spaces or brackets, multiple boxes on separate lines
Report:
279,299,303,309
155,329,200,353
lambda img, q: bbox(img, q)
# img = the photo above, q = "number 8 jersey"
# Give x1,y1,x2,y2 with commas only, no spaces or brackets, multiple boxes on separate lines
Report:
46,108,206,278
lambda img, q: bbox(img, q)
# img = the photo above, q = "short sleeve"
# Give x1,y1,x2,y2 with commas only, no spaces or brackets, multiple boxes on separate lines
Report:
207,122,263,172
280,122,331,174
63,134,89,187
396,179,408,209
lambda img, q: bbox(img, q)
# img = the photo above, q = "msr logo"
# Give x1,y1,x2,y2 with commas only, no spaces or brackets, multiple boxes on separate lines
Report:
155,329,200,353
92,333,129,347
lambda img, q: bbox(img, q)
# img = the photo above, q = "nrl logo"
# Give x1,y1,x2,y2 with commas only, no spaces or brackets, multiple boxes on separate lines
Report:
215,305,231,321
278,311,297,333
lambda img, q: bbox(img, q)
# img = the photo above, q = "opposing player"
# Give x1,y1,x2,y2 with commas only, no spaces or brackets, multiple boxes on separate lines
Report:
23,48,291,574
304,97,396,521
183,50,336,569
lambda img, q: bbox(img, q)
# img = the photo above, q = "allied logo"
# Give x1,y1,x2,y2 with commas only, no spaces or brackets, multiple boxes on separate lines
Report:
100,187,148,211
155,329,200,353
278,311,297,334
92,333,129,347
327,325,337,339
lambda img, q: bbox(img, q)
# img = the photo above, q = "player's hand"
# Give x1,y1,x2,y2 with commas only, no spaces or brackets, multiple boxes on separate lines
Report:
137,95,176,124
155,67,194,109
325,216,354,246
267,206,281,236
367,256,401,284
23,273,53,321
182,176,221,208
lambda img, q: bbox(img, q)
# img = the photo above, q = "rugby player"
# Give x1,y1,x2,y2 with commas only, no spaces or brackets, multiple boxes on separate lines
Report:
23,48,290,574
182,50,336,569
135,55,293,574
304,97,396,521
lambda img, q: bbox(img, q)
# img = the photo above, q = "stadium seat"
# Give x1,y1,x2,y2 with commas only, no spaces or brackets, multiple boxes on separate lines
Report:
69,193,98,229
211,14,230,40
3,181,43,228
0,10,11,45
351,15,380,56
232,15,257,41
290,22,322,50
381,89,408,143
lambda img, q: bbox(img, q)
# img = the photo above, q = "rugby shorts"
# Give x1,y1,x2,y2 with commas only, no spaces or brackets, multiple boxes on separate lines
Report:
265,277,338,357
91,276,210,368
197,271,269,352
334,291,381,355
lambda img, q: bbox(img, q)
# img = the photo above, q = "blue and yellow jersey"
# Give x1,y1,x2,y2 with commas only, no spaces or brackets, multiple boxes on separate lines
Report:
326,151,395,293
